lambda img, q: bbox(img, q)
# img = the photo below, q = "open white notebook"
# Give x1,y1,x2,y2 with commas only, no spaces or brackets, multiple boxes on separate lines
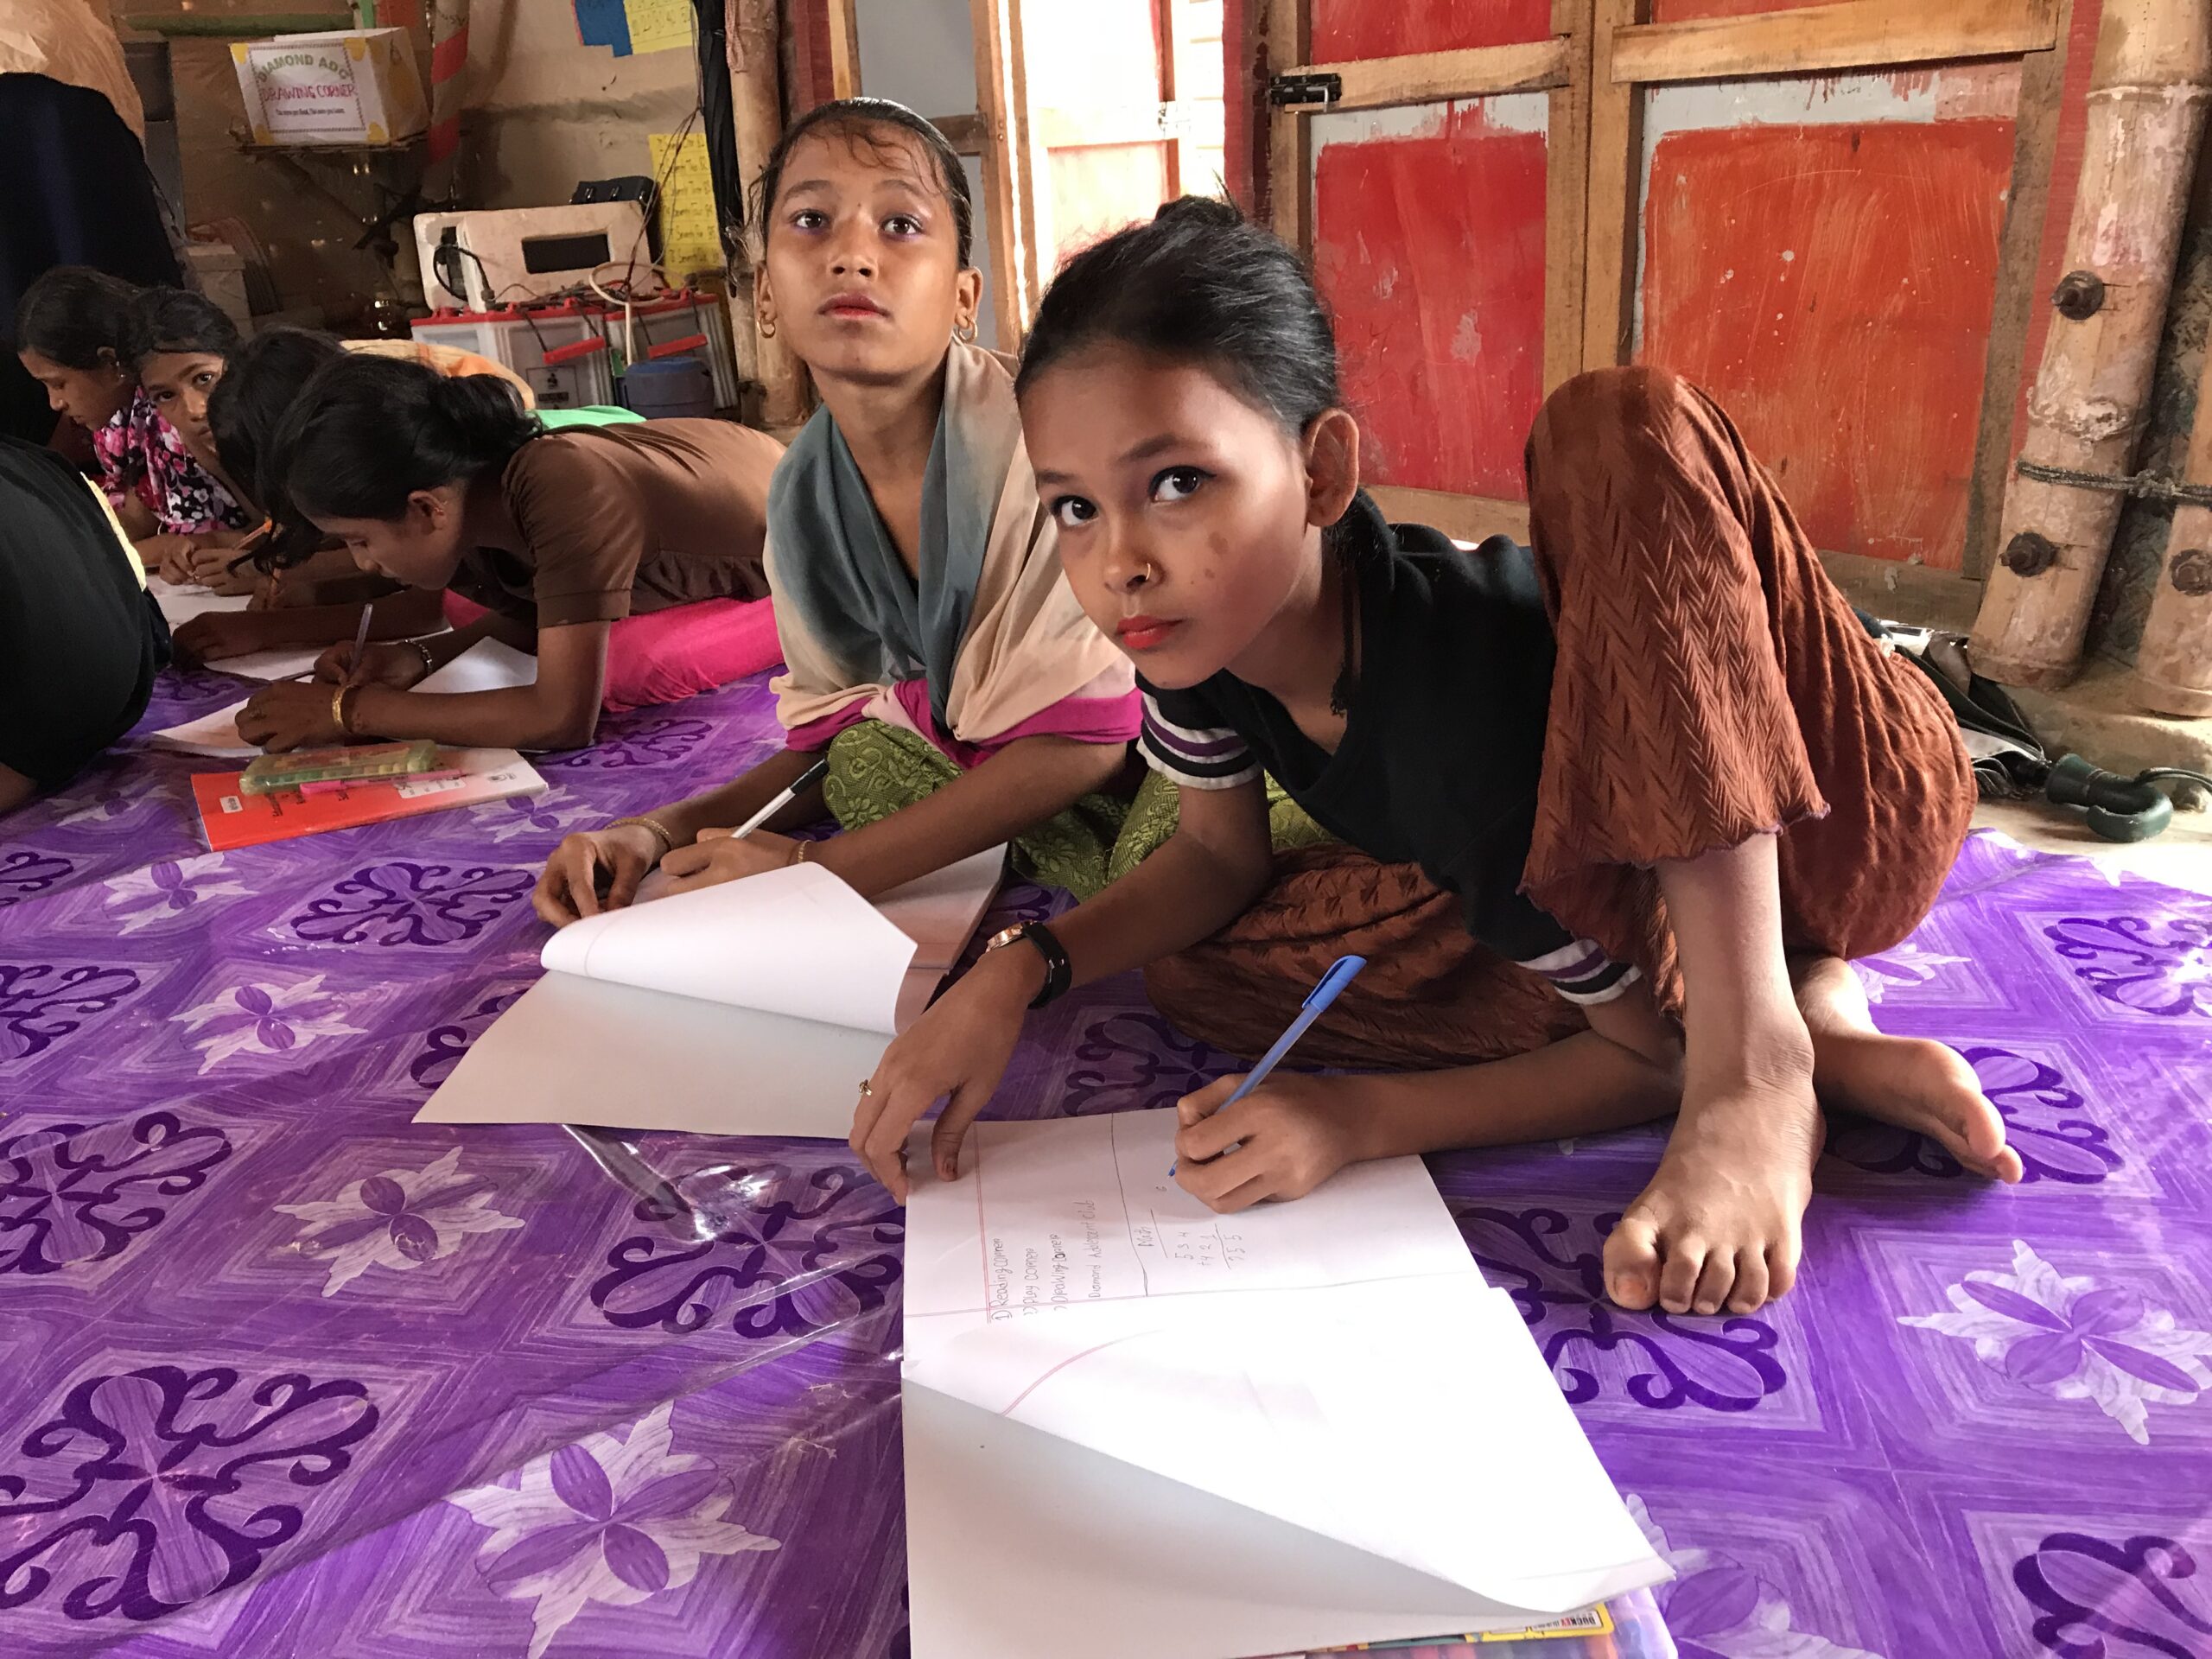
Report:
416,845,1007,1138
902,1110,1669,1659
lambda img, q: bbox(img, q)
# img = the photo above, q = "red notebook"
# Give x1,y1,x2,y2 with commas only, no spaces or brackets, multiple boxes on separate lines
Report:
192,749,546,850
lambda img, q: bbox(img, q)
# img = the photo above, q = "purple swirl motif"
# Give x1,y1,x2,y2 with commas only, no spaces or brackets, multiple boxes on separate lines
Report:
0,852,74,909
0,964,142,1065
589,1159,903,1343
0,1364,378,1620
288,862,535,948
2012,1532,2209,1658
158,662,257,703
408,988,527,1091
538,716,714,772
2044,913,2212,1020
1826,1045,2121,1185
1,1113,234,1275
1456,1203,1788,1412
1062,1009,1242,1117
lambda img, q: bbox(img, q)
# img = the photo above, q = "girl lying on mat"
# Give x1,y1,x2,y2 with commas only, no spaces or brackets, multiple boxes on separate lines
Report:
167,327,532,669
0,438,170,813
849,197,2020,1319
13,268,252,577
232,354,783,753
533,98,1141,925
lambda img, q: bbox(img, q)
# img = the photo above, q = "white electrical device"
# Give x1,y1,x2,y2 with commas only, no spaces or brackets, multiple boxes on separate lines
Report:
412,204,656,309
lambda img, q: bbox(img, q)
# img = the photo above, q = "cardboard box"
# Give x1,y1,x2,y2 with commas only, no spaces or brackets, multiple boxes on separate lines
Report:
230,29,426,147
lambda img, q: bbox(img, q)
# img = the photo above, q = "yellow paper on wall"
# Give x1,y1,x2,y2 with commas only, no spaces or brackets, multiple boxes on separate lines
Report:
650,130,723,282
624,0,693,54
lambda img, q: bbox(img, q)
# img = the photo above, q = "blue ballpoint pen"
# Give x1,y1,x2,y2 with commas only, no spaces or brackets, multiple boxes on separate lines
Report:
1170,953,1367,1177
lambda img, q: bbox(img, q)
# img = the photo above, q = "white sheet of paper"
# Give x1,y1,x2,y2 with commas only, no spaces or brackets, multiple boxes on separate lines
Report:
146,699,257,759
150,581,250,629
414,845,1006,1137
213,645,326,681
544,862,919,1033
900,1111,1668,1659
418,638,537,694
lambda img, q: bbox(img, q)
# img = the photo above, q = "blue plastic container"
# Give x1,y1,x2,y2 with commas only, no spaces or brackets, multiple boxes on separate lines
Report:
620,356,715,420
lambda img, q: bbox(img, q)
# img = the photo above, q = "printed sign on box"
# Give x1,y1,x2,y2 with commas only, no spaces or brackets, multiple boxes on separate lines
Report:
231,29,427,146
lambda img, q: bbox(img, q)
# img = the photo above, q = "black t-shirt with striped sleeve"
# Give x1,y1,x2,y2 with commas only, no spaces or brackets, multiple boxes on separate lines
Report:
1136,493,1635,1006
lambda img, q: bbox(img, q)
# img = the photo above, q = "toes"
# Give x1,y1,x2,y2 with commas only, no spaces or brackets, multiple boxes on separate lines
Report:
1656,1237,1707,1315
1604,1214,1663,1310
1689,1249,1738,1317
1766,1240,1801,1301
1726,1249,1770,1313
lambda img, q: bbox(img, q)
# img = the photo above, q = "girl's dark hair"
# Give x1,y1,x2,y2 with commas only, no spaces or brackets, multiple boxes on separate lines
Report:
1018,196,1340,435
265,353,537,565
12,267,140,369
207,327,346,520
123,288,243,372
754,97,974,267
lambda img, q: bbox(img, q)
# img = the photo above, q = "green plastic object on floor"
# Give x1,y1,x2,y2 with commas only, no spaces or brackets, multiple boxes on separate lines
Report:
536,405,644,430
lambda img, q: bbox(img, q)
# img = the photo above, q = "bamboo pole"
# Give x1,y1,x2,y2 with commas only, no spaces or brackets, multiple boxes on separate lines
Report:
2132,321,2212,715
1968,0,2212,689
729,0,807,430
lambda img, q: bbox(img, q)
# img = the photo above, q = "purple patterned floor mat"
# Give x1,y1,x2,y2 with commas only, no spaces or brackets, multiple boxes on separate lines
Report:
3,664,2209,1659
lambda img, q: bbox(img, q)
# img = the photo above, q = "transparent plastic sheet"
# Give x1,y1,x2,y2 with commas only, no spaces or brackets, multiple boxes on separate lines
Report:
4,667,2209,1656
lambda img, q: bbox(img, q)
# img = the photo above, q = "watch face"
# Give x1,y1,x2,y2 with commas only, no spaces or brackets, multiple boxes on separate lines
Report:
985,925,1027,951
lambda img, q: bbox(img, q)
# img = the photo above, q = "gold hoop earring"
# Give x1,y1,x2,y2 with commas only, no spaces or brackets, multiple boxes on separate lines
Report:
956,320,977,344
758,316,778,340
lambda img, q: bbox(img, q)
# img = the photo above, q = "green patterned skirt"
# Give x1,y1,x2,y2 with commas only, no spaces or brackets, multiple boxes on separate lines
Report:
821,721,1333,899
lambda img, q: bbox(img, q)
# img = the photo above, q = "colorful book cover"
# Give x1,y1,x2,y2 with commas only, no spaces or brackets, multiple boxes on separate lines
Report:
192,749,544,850
1272,1587,1675,1656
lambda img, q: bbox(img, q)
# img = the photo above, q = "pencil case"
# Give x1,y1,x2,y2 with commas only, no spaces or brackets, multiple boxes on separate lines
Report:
238,740,441,795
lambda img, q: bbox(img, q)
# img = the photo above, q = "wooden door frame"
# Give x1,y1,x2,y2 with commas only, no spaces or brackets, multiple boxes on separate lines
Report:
1255,0,2068,554
1260,0,1592,543
1582,0,2066,575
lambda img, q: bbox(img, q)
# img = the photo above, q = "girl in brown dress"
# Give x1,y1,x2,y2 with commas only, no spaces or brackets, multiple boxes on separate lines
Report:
851,199,2020,1319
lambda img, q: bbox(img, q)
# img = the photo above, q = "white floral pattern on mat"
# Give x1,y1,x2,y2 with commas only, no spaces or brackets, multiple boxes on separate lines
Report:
1901,1239,2212,1445
447,1403,779,1658
274,1147,524,1295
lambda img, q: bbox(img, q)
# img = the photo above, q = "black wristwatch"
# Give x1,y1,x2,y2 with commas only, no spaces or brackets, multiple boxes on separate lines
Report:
984,920,1072,1007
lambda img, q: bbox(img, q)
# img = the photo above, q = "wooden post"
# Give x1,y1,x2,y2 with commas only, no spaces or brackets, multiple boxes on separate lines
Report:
730,0,808,429
1960,0,2073,580
1544,0,1594,395
970,0,1041,344
1580,0,1644,371
1967,0,2212,689
826,0,862,100
2132,321,2212,715
1262,0,1308,252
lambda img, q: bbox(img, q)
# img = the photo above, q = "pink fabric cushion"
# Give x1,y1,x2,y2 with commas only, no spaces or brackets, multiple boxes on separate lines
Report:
438,592,783,714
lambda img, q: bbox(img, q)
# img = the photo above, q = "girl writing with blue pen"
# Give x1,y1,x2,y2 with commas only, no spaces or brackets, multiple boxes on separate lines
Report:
852,198,2019,1322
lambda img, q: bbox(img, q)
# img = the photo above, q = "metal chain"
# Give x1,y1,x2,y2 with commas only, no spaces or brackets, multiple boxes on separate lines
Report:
2015,458,2212,508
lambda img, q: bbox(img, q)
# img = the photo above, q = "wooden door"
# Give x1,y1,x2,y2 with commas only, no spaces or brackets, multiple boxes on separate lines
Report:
1581,0,2068,571
1261,0,1597,543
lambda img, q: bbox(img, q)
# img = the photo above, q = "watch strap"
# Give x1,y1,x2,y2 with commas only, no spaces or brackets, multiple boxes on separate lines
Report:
1010,921,1071,1008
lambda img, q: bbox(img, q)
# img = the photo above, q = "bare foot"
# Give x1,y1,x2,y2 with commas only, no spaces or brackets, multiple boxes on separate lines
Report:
1793,956,2021,1184
1602,1076,1822,1318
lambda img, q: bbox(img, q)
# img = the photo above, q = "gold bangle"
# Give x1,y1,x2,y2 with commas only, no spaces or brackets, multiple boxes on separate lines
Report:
607,814,677,856
788,841,809,866
333,683,362,736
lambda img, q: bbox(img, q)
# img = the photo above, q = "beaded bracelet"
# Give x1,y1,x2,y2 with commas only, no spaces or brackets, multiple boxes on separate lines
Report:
607,814,678,857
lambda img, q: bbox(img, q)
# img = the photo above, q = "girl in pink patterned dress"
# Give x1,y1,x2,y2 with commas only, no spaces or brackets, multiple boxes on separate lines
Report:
13,267,251,578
